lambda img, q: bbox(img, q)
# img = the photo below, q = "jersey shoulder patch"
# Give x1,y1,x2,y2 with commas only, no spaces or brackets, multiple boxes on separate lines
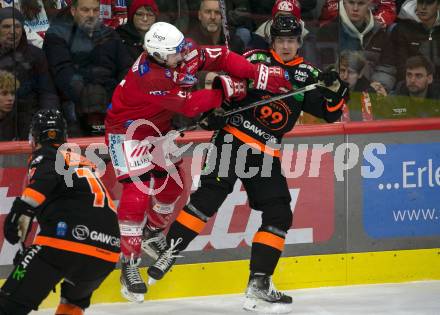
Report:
297,62,320,78
244,49,271,64
30,155,44,168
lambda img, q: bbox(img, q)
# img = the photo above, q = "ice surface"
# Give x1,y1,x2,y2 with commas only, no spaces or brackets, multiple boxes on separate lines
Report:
32,281,440,315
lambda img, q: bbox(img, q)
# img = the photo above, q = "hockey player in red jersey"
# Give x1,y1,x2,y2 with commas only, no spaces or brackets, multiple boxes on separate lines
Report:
0,109,120,315
147,15,348,313
104,21,292,302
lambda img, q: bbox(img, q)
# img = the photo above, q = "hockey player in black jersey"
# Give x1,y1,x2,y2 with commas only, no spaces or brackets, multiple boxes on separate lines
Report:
147,15,348,314
0,109,120,315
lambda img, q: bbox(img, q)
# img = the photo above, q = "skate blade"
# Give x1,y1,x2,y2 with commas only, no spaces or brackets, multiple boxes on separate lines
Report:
141,242,159,260
121,286,145,303
148,277,157,285
243,297,293,314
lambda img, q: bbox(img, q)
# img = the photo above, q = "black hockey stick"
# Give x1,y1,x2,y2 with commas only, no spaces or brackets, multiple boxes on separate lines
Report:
222,82,321,117
176,82,322,134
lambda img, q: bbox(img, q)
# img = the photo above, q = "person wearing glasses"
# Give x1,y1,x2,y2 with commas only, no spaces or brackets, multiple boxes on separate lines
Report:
116,0,159,65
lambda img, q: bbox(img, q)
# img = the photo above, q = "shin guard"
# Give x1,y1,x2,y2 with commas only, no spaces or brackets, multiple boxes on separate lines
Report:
250,226,286,275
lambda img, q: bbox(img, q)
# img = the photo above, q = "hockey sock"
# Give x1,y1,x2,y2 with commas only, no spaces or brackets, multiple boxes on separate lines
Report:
166,205,209,251
55,303,84,315
250,227,286,275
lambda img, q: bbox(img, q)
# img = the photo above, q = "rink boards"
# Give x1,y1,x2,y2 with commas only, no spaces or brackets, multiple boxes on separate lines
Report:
0,118,439,307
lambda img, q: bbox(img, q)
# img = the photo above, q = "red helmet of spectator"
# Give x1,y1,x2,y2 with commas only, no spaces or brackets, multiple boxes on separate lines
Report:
271,0,301,20
128,0,159,20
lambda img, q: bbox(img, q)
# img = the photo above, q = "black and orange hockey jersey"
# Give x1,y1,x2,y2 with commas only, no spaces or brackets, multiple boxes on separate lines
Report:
22,145,120,263
223,49,344,157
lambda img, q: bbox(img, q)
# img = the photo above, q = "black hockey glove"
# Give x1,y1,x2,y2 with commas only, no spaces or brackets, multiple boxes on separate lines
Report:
3,198,35,245
199,108,228,131
318,70,349,109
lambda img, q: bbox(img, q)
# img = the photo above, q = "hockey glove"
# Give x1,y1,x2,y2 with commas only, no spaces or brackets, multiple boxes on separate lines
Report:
212,75,247,102
3,198,35,245
173,42,202,88
199,108,227,131
253,64,292,94
317,70,348,111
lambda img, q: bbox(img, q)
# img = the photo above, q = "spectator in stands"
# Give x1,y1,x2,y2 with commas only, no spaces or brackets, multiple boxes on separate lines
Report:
0,7,59,140
392,55,440,99
43,0,131,136
252,0,304,48
186,0,243,95
248,0,316,29
337,50,387,121
378,54,440,119
0,70,19,140
0,0,63,48
319,0,396,28
389,0,440,83
315,0,395,92
116,0,158,65
186,0,244,52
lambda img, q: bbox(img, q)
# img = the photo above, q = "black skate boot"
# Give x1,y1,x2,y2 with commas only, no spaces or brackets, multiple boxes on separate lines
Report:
141,226,167,260
147,238,183,285
243,273,293,314
120,255,147,303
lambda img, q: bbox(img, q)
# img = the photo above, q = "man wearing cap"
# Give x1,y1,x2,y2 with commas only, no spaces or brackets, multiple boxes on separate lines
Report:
0,7,59,140
116,0,159,65
249,0,312,52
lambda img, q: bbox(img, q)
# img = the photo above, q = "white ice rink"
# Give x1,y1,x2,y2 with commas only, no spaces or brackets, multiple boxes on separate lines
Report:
32,281,440,314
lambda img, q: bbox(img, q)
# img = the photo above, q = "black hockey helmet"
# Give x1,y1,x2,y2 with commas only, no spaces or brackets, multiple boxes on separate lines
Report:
270,14,302,38
30,109,67,145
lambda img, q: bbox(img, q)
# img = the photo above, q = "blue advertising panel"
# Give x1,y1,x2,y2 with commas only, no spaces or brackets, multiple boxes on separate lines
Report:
363,143,440,238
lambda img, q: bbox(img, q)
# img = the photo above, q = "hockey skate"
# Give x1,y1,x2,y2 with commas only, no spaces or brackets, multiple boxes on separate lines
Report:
147,238,183,285
243,273,293,314
141,226,167,260
120,255,147,303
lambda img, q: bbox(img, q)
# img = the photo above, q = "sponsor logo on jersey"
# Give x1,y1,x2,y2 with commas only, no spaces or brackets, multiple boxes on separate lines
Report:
242,120,278,143
72,225,89,241
184,49,198,61
149,90,168,96
294,69,308,82
229,114,244,127
108,133,125,169
139,61,150,76
132,55,141,72
30,155,43,167
165,69,172,78
90,231,120,247
72,225,120,247
298,64,315,72
56,221,68,237
13,245,42,281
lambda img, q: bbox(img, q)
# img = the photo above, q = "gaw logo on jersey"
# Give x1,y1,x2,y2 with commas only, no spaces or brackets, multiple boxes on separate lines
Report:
72,225,90,241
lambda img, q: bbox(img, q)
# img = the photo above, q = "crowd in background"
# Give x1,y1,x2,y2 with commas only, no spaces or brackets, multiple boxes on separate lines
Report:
0,0,439,141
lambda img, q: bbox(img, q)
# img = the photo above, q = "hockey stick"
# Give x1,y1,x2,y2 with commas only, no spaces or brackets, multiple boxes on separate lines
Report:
219,0,230,49
222,83,321,116
176,82,322,134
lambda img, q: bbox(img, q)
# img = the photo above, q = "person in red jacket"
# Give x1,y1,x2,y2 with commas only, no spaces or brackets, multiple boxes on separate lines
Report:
104,21,292,303
319,0,396,27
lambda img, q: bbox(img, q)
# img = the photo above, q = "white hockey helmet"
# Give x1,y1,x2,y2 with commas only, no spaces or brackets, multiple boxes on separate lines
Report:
143,22,186,62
